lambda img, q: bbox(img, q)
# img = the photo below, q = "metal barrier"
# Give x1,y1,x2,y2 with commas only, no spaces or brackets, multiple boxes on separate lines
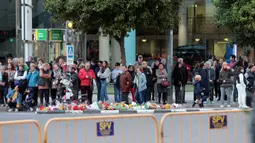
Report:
0,120,42,143
44,114,159,143
160,110,252,143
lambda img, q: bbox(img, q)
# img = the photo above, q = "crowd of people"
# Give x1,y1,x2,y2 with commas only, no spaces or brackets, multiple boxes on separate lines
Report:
191,55,254,108
0,53,253,111
0,55,175,111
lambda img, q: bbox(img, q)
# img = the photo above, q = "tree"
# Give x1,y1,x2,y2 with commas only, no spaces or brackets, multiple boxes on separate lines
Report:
214,0,255,47
45,0,183,65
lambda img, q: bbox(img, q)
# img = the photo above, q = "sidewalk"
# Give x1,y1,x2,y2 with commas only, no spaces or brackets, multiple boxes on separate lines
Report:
0,91,238,112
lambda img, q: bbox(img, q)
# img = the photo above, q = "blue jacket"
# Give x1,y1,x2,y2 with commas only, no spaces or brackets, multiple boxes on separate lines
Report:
194,81,202,96
134,73,147,92
26,70,39,87
6,90,22,104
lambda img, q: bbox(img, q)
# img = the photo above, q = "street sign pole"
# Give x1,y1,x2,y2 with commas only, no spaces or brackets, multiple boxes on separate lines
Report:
21,0,33,61
167,30,174,104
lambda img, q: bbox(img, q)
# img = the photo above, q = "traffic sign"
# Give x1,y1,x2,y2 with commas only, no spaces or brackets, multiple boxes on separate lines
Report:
66,45,74,65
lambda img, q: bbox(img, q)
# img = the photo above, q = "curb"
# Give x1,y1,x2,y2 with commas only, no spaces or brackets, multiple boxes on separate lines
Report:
34,108,249,114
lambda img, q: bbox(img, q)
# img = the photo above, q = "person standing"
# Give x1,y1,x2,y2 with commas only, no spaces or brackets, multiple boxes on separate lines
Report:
92,61,102,102
229,55,238,102
26,63,39,106
142,61,153,101
173,62,184,104
5,63,15,98
51,64,62,101
78,62,96,104
245,66,255,107
58,58,67,72
236,67,249,108
38,63,51,106
192,75,203,108
156,63,168,104
219,62,233,108
69,64,79,100
14,64,28,100
214,60,222,101
178,58,188,103
134,66,147,104
0,66,8,106
120,66,132,104
111,62,123,103
97,61,111,102
134,55,143,69
151,60,159,101
205,61,215,103
128,65,137,102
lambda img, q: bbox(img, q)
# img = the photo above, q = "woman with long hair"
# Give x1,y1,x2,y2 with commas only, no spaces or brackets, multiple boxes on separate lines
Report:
128,65,136,102
97,61,111,102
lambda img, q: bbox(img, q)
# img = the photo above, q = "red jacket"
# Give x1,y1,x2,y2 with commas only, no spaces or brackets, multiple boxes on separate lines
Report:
78,68,96,86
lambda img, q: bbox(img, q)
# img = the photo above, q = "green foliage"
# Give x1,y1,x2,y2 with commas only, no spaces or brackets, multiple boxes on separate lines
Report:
45,0,183,38
214,0,255,47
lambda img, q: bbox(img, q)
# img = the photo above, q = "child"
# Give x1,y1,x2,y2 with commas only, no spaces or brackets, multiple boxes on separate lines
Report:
6,85,22,112
192,75,204,108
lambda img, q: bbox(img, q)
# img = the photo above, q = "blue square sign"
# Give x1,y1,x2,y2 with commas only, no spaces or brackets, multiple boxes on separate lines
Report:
96,121,114,137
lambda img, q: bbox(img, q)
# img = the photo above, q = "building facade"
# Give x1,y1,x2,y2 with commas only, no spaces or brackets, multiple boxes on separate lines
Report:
0,0,252,65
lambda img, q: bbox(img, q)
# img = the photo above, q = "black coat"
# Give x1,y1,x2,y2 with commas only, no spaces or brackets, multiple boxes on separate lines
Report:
173,67,183,86
180,65,188,85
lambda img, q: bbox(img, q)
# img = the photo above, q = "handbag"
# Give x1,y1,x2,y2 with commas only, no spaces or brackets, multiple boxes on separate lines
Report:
160,78,171,87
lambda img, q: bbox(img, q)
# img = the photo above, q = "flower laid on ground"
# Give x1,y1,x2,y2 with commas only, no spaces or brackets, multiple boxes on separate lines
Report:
37,101,182,112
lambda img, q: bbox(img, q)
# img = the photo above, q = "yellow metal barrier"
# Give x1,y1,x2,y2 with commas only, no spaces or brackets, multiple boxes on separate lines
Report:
160,110,252,143
44,114,159,143
0,120,42,143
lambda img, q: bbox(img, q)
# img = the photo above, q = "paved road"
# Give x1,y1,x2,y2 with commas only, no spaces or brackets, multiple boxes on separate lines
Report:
0,110,252,143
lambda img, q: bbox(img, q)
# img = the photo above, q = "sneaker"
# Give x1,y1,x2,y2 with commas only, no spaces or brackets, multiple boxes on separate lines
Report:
227,105,231,108
220,105,224,108
15,108,19,112
8,109,13,112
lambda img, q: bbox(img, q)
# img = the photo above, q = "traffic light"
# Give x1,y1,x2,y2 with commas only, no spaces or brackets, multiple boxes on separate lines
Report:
66,21,73,45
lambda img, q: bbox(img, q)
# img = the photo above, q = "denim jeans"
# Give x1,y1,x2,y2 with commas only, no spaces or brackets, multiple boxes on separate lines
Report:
39,89,49,105
113,83,121,103
96,79,101,101
100,80,109,101
138,89,147,104
220,87,232,105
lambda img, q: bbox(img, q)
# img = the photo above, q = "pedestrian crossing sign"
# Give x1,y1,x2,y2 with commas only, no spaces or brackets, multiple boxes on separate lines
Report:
68,46,74,55
66,45,74,65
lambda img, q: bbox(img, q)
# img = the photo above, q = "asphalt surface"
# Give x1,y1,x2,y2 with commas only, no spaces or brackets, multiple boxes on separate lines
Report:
0,110,253,143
